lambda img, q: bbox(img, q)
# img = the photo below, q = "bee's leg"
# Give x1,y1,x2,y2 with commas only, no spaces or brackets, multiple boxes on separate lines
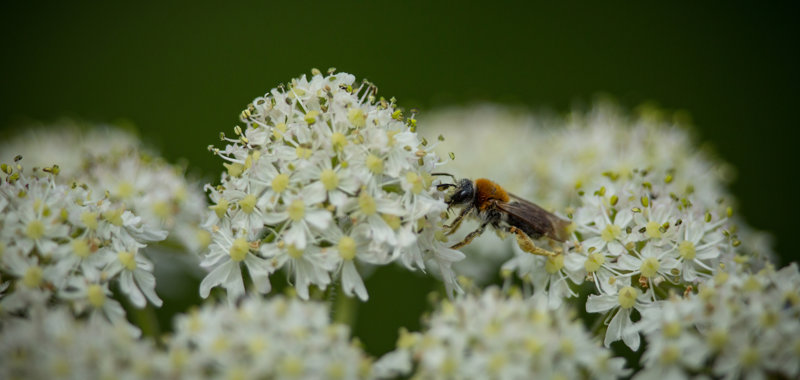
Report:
509,226,557,257
444,205,472,235
450,223,487,250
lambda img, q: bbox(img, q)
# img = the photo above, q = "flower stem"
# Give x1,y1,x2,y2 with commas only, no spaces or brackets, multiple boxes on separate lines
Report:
332,285,358,327
130,304,161,340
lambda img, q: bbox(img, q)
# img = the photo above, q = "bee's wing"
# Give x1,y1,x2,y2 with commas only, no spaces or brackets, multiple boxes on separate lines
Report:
497,193,570,241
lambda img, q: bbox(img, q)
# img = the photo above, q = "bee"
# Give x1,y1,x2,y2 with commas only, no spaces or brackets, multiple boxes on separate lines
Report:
435,175,570,257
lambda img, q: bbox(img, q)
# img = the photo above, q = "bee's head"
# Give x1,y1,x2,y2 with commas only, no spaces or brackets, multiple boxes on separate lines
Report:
438,178,474,206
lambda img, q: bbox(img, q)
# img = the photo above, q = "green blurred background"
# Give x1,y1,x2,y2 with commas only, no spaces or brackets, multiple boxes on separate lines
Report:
1,1,797,356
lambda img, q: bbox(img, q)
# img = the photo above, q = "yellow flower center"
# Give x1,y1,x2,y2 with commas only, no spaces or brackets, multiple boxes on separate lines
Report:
210,198,229,219
304,110,319,124
288,199,305,222
338,236,357,261
320,169,339,191
707,328,728,352
118,251,137,270
239,194,257,214
347,108,366,127
287,244,304,259
281,356,304,377
224,163,244,177
366,154,383,174
678,240,696,260
22,265,43,288
358,192,377,216
662,321,681,338
152,201,170,219
103,208,125,226
295,146,312,159
585,252,605,273
660,345,680,365
25,219,45,240
81,211,99,230
72,239,91,258
272,173,290,193
525,337,543,354
640,257,660,278
645,221,661,238
618,286,638,309
87,284,106,308
381,214,401,230
229,238,249,262
405,171,423,194
601,224,621,242
740,347,760,368
545,254,564,274
196,229,212,250
331,132,347,151
273,122,287,139
116,181,135,199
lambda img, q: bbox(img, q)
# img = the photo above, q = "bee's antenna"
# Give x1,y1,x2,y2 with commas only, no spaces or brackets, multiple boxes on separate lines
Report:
431,172,457,181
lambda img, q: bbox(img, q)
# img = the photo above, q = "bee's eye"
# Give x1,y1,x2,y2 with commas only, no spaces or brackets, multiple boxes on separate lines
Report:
452,190,471,203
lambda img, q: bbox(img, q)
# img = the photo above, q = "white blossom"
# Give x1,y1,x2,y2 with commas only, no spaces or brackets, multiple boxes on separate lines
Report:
374,287,629,379
0,160,166,325
201,70,458,302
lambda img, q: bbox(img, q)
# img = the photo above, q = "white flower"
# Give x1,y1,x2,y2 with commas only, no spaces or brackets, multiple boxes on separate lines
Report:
375,287,629,379
168,295,374,379
1,160,167,324
632,263,800,380
586,281,652,350
0,306,160,379
201,70,458,301
104,241,162,308
199,222,273,302
1,125,208,253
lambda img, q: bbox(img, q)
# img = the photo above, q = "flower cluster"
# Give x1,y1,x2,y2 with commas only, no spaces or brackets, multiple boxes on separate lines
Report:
0,123,141,180
423,103,734,211
516,166,764,349
0,159,166,326
0,306,163,380
201,69,461,302
632,263,800,380
374,287,629,379
1,295,373,380
423,104,773,350
168,295,374,379
0,124,209,253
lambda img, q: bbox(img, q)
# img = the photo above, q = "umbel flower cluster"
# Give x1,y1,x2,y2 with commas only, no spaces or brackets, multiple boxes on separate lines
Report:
200,69,462,302
632,263,800,380
0,124,209,254
1,72,798,380
0,158,166,326
374,287,629,379
0,296,373,380
424,104,774,349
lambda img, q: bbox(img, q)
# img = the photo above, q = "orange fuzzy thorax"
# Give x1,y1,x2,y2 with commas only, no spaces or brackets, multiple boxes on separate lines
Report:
474,178,509,210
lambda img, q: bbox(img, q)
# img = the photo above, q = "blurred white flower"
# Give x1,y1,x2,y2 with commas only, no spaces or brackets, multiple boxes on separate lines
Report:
374,287,629,379
168,295,374,380
0,305,161,380
0,160,166,324
0,123,209,254
632,263,800,380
